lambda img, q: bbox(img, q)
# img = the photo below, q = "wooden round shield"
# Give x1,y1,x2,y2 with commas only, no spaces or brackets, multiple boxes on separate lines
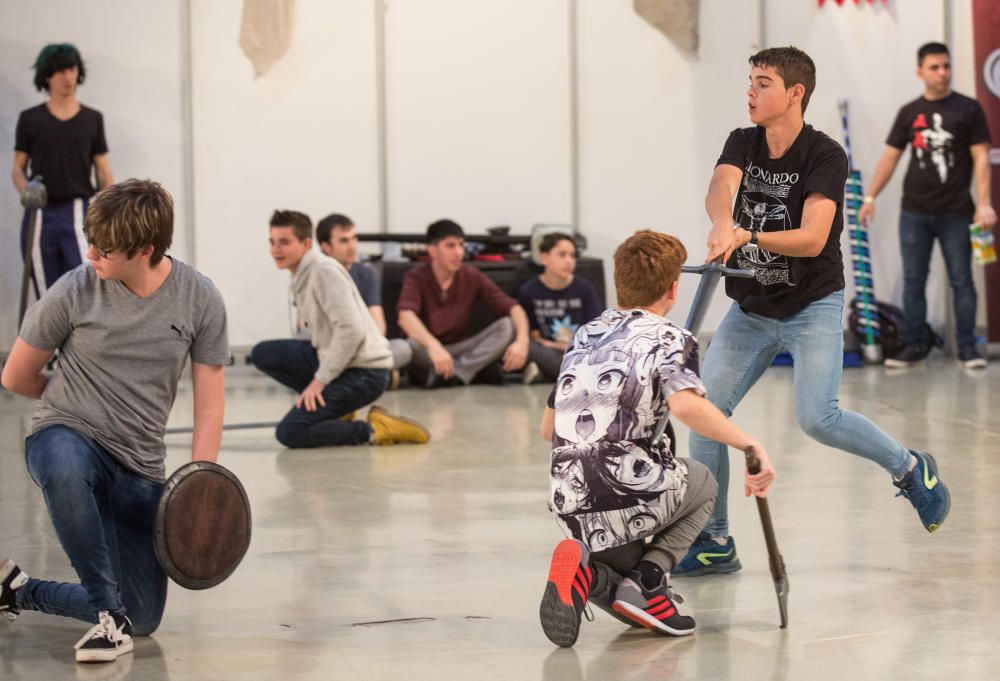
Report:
154,461,251,590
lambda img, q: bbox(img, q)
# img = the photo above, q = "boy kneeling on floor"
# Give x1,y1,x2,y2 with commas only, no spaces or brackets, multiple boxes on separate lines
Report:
538,230,776,647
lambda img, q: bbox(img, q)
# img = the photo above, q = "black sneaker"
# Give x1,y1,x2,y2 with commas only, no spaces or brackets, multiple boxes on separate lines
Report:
612,568,696,636
75,611,134,663
425,372,464,389
958,345,987,369
884,344,929,368
587,562,644,629
471,362,506,385
0,559,28,620
539,539,593,647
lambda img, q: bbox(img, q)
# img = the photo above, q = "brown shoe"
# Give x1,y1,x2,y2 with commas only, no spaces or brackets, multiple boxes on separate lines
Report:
368,406,431,445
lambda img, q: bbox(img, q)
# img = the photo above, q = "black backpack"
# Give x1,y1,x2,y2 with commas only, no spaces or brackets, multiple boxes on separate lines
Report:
848,297,943,358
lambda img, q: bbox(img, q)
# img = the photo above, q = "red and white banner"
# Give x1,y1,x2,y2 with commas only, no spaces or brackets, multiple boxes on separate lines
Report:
818,0,888,7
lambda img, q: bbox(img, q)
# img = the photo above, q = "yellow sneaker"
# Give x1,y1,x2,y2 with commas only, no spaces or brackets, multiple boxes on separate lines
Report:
368,405,431,445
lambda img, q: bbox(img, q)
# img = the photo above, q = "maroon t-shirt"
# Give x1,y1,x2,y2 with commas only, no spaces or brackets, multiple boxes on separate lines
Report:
397,264,517,344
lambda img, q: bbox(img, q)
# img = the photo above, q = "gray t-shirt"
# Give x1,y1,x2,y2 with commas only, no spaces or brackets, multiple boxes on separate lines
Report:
20,258,229,480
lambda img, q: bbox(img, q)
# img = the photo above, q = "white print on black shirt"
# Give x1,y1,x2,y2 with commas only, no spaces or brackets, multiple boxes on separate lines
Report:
737,161,795,286
533,297,584,344
912,112,955,183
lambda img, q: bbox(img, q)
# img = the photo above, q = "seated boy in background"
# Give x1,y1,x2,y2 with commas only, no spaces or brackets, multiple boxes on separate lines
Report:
537,230,775,647
517,232,602,384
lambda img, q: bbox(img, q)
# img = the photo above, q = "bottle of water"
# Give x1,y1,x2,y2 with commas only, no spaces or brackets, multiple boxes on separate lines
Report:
970,223,997,266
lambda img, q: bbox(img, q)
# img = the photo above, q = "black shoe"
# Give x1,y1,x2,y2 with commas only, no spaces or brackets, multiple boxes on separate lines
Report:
958,345,987,369
884,344,929,368
425,372,464,389
587,562,644,629
0,559,28,619
75,611,134,663
471,362,506,385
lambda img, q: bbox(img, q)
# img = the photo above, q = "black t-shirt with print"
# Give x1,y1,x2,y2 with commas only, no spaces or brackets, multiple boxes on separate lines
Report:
717,125,848,319
886,92,990,216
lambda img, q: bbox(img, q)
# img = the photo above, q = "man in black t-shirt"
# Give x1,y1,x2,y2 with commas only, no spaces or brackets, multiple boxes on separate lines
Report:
858,42,994,369
12,44,113,292
674,47,951,577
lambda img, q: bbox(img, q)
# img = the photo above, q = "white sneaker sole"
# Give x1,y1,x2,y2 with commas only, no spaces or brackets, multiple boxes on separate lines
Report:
884,358,924,368
611,600,696,636
76,639,133,663
961,358,987,369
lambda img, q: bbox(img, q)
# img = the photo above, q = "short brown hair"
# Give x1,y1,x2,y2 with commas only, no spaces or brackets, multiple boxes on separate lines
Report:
83,179,173,265
749,46,816,114
613,230,687,308
270,210,312,242
315,213,353,244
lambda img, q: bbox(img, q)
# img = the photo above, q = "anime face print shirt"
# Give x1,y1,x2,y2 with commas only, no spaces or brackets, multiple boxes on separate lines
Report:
548,308,705,552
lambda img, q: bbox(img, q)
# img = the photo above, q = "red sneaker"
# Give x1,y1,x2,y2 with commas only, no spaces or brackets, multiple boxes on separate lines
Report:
539,539,592,647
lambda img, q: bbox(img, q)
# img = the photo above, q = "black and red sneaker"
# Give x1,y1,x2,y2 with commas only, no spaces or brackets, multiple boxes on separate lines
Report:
539,539,593,647
612,570,695,636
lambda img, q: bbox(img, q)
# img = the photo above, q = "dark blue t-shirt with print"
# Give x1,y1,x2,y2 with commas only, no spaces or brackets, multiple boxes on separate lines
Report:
518,276,602,344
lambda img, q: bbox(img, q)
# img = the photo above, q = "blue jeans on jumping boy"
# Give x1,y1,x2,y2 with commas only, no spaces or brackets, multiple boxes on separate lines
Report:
689,290,912,538
899,209,977,349
18,425,167,635
250,339,389,448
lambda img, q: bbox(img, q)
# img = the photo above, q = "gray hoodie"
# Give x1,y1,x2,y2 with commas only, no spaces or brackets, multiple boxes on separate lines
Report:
291,249,392,384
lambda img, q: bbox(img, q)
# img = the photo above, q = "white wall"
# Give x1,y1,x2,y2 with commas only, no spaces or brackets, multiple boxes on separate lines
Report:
0,0,189,354
383,0,572,233
190,0,381,346
765,0,951,331
0,0,983,353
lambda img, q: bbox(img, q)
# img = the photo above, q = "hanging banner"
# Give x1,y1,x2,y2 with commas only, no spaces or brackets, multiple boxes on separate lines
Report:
972,0,1000,341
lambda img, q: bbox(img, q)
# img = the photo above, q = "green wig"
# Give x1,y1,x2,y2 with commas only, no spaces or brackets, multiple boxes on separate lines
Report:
33,43,86,92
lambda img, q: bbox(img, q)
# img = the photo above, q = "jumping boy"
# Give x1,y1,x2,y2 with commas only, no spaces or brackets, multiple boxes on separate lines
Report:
676,47,951,578
537,230,776,647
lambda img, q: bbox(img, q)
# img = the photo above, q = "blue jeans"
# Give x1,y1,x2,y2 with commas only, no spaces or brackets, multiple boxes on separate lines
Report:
250,339,389,448
899,209,977,349
18,425,167,635
689,290,911,537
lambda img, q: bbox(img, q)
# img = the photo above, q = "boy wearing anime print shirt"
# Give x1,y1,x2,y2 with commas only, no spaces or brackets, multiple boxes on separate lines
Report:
675,47,952,580
536,230,776,647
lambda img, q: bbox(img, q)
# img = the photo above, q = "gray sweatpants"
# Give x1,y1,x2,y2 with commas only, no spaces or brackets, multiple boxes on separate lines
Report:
407,317,514,385
587,459,717,605
528,341,565,382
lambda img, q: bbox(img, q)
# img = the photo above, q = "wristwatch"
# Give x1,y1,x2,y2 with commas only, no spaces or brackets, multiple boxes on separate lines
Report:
744,227,759,251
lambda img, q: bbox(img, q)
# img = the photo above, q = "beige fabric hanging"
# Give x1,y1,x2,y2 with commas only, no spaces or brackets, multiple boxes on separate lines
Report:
239,0,297,77
634,0,699,55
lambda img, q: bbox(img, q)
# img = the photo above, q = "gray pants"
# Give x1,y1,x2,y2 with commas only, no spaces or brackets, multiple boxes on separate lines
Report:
407,317,514,385
587,459,717,606
388,338,413,370
528,341,565,381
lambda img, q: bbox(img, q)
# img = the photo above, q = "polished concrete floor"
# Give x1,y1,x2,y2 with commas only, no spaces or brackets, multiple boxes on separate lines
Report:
1,358,999,680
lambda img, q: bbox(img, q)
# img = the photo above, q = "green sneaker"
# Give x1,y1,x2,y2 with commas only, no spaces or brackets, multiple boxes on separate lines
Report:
672,533,742,576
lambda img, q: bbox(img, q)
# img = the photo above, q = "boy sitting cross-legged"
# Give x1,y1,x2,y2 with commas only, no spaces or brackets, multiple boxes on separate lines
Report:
538,230,775,647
